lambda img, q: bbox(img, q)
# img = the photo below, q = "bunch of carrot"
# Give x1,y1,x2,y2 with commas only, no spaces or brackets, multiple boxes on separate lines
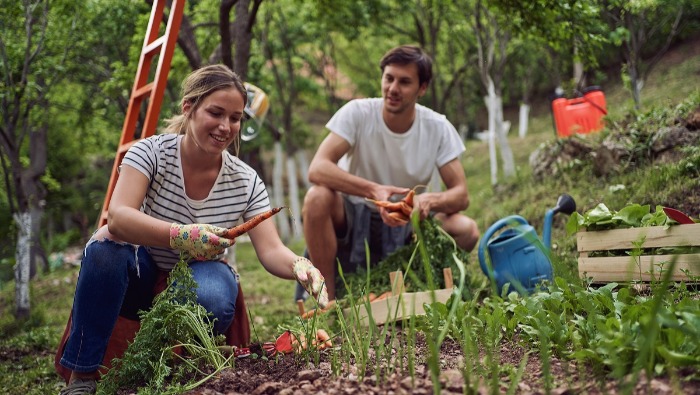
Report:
274,329,332,353
222,206,286,240
366,186,419,223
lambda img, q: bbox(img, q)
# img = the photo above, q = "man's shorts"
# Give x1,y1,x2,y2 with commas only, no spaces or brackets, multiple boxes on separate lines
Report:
295,196,413,301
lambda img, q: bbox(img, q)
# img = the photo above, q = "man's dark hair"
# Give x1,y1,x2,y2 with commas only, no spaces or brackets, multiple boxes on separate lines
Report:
379,45,433,87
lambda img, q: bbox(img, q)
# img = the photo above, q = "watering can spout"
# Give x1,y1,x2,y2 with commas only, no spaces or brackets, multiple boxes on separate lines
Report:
543,194,577,252
552,193,577,216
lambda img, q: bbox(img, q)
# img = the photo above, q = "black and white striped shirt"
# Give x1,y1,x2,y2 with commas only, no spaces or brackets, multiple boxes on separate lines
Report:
122,133,270,270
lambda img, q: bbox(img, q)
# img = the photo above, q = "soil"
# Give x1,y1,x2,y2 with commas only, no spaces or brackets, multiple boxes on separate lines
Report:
170,328,700,395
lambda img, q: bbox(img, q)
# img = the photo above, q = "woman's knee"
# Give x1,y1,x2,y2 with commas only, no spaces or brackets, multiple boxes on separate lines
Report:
189,262,238,332
82,236,136,273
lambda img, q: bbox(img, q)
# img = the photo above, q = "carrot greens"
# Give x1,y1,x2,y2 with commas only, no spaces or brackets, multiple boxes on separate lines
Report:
97,256,230,395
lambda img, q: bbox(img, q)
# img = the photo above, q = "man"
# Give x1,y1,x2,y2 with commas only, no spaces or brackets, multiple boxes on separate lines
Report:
301,45,479,300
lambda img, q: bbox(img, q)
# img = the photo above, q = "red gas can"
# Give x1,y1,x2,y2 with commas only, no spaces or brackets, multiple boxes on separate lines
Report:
551,87,607,138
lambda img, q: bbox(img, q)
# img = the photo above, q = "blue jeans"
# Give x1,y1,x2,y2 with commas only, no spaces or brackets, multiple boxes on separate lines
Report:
59,239,238,373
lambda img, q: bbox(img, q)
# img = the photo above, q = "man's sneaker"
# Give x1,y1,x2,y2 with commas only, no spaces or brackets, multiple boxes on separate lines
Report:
58,378,97,395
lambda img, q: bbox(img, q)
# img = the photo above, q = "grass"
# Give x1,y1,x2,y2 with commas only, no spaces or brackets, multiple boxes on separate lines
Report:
1,37,700,394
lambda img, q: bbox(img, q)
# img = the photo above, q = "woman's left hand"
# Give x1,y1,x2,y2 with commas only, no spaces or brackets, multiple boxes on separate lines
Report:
292,257,329,308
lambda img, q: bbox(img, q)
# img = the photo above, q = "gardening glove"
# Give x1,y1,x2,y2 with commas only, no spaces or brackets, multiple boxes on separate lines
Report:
169,223,233,261
292,257,329,309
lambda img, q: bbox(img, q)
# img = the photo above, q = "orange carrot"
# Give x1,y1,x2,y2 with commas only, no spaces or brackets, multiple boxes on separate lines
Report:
313,329,332,349
387,211,409,222
403,189,416,207
373,291,393,302
399,201,413,217
359,293,377,303
224,206,285,239
365,198,405,212
301,308,321,320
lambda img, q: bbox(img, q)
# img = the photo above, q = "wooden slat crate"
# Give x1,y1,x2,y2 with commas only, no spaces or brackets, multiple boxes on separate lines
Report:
345,268,455,326
577,224,700,282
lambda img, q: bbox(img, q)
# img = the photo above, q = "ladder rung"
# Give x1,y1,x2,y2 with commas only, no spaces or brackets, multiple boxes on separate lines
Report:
132,82,154,100
143,36,165,56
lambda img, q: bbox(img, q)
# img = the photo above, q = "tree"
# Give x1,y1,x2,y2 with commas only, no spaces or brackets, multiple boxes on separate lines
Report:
459,0,515,185
603,0,687,109
0,0,81,318
170,0,266,177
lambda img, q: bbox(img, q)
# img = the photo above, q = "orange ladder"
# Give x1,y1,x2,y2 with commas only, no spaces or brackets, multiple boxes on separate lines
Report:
97,0,185,228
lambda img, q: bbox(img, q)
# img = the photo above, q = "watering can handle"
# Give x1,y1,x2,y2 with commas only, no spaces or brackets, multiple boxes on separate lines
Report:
478,215,529,276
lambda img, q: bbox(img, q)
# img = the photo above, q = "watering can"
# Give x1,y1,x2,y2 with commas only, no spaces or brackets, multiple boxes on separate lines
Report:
478,194,576,294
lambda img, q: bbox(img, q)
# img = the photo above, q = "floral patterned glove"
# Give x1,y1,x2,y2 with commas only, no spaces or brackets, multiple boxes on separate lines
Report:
292,257,329,309
169,223,233,261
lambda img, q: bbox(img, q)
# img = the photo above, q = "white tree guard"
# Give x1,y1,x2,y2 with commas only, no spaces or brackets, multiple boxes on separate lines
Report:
295,150,312,190
518,103,530,139
13,211,31,317
484,78,515,186
272,141,290,240
285,156,303,240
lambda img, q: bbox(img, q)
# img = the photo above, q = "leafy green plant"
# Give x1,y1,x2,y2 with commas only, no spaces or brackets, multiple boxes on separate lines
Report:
566,203,672,233
98,257,231,395
338,217,473,299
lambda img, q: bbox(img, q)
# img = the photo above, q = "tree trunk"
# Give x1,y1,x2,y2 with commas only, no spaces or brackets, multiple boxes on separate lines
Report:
233,0,253,79
573,42,585,89
518,103,530,139
495,98,515,178
485,92,498,186
295,150,311,190
285,155,302,241
13,212,31,319
272,141,290,240
629,62,642,110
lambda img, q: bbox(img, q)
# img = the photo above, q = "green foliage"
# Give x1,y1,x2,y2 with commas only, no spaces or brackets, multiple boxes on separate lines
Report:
420,275,700,388
489,0,608,64
338,217,473,299
98,258,229,395
566,203,674,233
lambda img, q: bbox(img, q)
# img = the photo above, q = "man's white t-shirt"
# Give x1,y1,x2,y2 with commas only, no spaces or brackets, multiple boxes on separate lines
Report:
327,98,465,204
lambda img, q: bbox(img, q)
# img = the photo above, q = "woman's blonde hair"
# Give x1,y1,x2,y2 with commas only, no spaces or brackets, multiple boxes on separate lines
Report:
163,64,248,155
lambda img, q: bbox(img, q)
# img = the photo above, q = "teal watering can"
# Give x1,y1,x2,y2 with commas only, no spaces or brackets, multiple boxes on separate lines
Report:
478,194,576,294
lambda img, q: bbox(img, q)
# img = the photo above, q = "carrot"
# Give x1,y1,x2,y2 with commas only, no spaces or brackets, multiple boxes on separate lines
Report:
223,206,285,239
301,308,320,320
365,198,405,212
399,201,413,217
373,291,393,302
291,329,332,352
313,329,332,350
362,293,377,303
403,189,416,207
300,299,336,320
387,211,409,222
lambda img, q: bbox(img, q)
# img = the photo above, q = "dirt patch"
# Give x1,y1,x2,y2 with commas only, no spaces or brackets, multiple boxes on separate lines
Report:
166,328,700,395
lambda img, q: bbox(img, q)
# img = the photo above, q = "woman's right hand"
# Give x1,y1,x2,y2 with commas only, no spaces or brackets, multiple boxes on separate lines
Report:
169,223,233,260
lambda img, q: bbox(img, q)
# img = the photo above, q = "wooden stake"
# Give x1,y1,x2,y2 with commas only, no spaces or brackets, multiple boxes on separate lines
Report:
390,270,405,295
296,299,305,316
443,267,453,288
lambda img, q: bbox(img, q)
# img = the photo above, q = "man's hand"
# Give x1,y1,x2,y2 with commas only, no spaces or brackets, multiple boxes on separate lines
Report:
169,223,233,261
292,257,329,308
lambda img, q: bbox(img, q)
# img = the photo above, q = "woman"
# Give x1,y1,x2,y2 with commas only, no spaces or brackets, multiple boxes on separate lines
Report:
57,64,328,395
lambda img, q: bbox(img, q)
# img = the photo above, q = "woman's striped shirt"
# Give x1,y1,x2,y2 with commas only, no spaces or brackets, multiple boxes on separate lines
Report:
121,133,270,270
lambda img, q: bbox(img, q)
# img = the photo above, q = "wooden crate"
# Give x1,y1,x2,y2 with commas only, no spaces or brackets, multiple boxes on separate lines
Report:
344,268,455,326
577,223,700,282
